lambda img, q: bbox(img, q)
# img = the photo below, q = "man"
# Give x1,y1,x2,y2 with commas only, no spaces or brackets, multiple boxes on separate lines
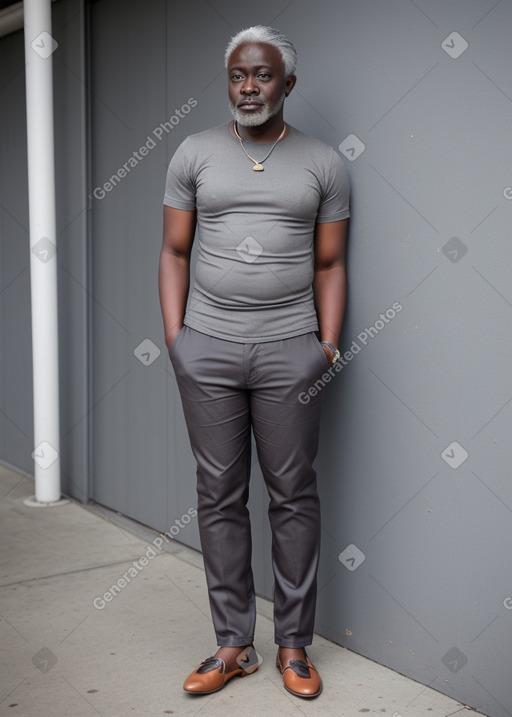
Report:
158,25,349,699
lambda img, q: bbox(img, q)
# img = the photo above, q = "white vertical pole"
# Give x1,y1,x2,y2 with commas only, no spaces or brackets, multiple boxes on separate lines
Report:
24,0,61,503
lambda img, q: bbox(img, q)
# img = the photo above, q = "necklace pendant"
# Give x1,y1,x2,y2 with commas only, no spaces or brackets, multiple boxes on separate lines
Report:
252,163,264,171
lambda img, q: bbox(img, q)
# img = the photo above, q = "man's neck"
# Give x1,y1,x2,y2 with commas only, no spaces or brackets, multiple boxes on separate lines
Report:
235,113,287,143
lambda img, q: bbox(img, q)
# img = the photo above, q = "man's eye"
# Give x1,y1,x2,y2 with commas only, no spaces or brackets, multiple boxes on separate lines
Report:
258,73,270,79
231,74,243,81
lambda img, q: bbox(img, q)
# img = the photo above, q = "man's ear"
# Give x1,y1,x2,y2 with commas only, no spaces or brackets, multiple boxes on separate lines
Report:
285,74,297,97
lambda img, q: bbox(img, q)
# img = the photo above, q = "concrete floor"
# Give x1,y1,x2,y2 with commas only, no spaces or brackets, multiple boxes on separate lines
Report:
0,463,486,717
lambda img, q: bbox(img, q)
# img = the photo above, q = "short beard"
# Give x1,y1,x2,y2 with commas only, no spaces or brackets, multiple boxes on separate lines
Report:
229,92,286,128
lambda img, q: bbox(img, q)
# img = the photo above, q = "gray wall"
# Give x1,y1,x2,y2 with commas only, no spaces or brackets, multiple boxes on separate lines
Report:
0,26,32,474
1,1,511,715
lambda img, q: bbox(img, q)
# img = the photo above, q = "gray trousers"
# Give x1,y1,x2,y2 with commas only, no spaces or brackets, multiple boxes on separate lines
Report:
169,325,329,648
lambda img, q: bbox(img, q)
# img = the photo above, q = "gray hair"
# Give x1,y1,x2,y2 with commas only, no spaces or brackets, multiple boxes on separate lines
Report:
224,25,297,77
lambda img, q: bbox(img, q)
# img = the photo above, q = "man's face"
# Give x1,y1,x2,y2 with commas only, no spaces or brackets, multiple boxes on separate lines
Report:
227,42,294,127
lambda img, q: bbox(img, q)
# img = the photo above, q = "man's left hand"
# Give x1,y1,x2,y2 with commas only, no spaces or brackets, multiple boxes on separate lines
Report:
321,343,335,364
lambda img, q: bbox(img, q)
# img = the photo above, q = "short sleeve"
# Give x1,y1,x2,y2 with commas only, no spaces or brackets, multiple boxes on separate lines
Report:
163,137,197,210
315,149,350,224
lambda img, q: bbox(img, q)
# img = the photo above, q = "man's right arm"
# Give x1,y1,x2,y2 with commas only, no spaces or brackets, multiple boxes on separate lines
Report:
158,205,197,351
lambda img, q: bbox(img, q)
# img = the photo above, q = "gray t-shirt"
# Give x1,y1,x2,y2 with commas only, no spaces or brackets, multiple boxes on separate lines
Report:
163,121,350,343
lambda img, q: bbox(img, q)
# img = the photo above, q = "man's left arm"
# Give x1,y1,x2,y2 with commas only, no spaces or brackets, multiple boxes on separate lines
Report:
313,219,349,363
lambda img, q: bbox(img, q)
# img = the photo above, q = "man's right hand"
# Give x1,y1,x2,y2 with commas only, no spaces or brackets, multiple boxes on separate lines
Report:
165,323,184,352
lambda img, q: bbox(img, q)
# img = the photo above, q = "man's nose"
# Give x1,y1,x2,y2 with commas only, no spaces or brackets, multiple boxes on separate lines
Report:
241,77,258,94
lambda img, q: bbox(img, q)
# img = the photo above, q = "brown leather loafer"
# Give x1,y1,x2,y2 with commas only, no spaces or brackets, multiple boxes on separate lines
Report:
183,646,259,694
276,649,322,698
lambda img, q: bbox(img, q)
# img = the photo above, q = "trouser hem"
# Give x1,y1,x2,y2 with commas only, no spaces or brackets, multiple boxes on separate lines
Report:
216,636,255,647
275,635,313,648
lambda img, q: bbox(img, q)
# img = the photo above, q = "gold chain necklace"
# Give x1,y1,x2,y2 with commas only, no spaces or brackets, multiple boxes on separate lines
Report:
232,121,287,171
